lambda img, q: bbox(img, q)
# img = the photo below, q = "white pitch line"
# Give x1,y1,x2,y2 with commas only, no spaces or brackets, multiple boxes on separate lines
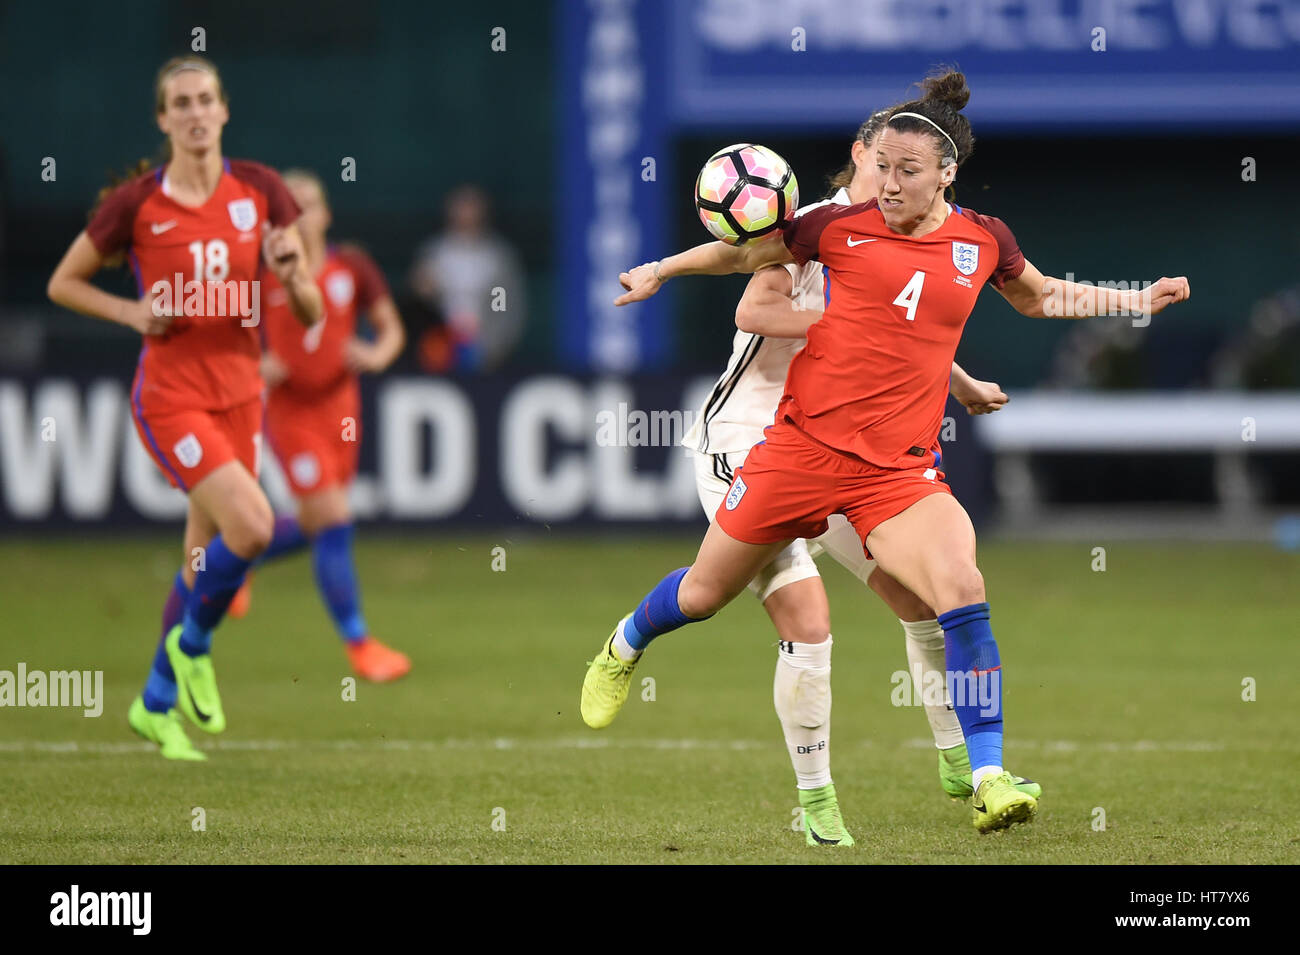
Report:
0,736,1280,755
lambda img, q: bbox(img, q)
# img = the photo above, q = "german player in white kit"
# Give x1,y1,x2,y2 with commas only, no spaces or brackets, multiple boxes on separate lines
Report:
678,107,1040,843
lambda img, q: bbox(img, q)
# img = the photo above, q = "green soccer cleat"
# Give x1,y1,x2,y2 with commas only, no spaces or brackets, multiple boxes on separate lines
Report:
939,743,1042,800
971,771,1037,833
799,783,855,847
128,695,207,761
165,624,226,734
580,620,639,729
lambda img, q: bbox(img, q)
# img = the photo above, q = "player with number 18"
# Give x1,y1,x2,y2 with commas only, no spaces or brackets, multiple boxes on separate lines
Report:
47,55,323,760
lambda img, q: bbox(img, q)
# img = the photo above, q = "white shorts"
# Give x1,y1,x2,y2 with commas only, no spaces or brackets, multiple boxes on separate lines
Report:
692,448,877,603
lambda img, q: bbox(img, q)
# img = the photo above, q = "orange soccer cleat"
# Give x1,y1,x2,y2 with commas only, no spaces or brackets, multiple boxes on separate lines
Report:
227,575,254,620
346,636,412,683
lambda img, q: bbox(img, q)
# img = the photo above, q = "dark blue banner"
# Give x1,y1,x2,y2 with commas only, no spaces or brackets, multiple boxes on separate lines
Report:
664,0,1300,128
558,0,674,372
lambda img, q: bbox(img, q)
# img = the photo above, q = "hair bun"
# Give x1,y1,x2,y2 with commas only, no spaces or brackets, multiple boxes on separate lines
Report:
921,69,970,111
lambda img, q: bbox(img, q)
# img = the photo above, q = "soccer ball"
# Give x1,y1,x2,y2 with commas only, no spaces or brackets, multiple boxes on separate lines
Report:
694,143,799,245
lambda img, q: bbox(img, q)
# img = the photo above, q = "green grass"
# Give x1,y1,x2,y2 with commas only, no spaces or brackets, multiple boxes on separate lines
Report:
0,534,1297,864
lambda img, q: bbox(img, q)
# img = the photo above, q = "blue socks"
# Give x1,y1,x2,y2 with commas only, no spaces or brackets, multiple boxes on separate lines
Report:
250,516,369,645
142,571,189,713
937,602,1003,775
622,567,698,651
178,535,253,657
145,542,252,711
312,523,367,644
257,516,309,564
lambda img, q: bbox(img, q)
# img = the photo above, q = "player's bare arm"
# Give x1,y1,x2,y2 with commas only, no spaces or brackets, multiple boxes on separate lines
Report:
734,266,819,337
949,363,1008,415
615,235,793,306
998,259,1190,319
263,223,323,326
344,296,406,374
47,231,174,336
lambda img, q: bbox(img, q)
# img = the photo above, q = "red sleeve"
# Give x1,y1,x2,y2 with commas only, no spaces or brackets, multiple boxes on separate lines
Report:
228,159,300,227
335,244,390,310
781,201,872,266
961,209,1026,289
84,172,156,257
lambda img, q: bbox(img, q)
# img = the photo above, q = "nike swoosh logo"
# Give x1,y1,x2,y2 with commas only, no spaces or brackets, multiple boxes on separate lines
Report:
807,824,842,845
151,221,178,235
846,237,876,247
186,685,211,723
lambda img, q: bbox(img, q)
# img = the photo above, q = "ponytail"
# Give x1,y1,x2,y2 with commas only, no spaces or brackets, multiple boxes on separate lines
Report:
88,158,155,268
825,161,856,196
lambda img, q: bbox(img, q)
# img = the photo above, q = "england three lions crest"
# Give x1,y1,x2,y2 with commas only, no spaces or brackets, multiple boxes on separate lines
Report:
325,272,355,307
952,241,979,276
725,476,747,511
227,198,258,232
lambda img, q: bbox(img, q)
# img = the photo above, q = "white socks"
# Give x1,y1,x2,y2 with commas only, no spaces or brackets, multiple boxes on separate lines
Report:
612,617,641,661
972,765,1003,792
900,618,965,750
902,618,1004,789
773,636,833,790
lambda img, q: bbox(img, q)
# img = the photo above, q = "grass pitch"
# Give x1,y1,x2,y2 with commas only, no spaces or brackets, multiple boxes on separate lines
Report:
0,533,1296,864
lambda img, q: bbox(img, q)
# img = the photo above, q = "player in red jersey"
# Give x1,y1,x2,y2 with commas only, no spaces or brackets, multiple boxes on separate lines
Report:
582,69,1190,833
234,169,410,681
692,106,1036,846
47,56,323,760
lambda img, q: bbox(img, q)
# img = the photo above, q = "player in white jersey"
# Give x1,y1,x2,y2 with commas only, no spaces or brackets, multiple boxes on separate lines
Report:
679,107,1040,843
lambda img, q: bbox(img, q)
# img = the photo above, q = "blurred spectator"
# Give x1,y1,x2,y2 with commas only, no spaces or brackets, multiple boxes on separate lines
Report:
1045,318,1146,390
1211,283,1300,389
408,185,526,372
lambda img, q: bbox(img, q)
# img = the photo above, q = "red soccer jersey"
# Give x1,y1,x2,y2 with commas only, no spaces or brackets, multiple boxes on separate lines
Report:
86,159,300,415
261,245,390,397
779,198,1024,469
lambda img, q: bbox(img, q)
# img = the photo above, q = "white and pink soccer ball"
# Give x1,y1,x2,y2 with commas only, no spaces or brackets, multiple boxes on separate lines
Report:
695,143,799,245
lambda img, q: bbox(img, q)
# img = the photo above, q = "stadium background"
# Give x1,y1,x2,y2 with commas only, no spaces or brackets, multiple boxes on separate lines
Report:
0,0,1298,868
3,0,1298,535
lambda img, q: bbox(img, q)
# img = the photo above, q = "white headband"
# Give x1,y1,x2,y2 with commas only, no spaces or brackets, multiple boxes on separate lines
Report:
889,111,958,163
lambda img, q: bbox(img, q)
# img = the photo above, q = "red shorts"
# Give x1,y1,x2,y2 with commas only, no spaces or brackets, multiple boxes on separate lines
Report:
713,418,953,551
131,396,263,492
264,385,361,496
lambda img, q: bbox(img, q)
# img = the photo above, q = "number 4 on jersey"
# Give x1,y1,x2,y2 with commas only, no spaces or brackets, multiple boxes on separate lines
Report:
893,270,925,322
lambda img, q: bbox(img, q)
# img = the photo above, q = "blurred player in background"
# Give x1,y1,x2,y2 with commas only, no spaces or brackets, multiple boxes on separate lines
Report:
238,169,411,682
46,56,323,760
681,104,1037,846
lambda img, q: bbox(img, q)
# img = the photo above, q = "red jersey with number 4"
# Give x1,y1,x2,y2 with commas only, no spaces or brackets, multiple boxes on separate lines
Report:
780,198,1024,469
261,245,390,398
85,159,300,415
